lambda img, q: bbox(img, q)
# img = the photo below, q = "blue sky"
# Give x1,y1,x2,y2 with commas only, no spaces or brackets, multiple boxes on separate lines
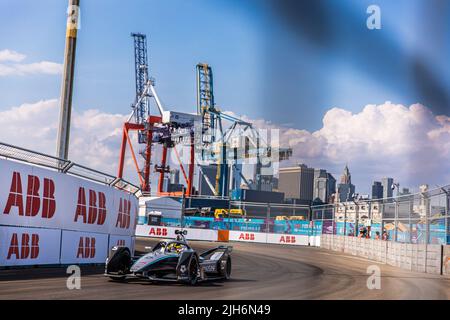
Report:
0,0,449,194
0,0,449,130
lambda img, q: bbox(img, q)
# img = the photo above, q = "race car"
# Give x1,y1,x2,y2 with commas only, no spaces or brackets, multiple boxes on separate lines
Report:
105,229,232,285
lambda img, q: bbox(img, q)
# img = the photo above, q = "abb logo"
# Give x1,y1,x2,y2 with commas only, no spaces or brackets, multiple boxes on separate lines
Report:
3,172,55,218
116,239,126,246
115,198,131,229
279,235,296,243
7,233,40,260
238,233,255,241
77,237,96,258
74,187,107,225
148,227,167,236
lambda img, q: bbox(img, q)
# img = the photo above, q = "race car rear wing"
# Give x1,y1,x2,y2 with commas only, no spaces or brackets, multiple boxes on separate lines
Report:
200,245,233,258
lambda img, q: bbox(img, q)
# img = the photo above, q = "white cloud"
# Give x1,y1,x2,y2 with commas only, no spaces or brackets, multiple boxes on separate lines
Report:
0,49,26,62
1,99,449,193
0,99,128,176
226,102,450,192
0,49,62,76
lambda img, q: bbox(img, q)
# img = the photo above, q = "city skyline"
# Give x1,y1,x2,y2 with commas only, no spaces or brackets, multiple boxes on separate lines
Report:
0,1,449,195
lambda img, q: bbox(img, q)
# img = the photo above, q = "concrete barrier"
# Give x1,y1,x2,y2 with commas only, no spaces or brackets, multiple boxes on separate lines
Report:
320,234,447,276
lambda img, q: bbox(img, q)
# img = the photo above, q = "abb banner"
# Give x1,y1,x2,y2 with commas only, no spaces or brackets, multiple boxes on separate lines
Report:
0,159,138,236
135,225,218,242
0,226,61,266
60,230,108,264
135,225,176,238
228,231,267,243
266,233,309,246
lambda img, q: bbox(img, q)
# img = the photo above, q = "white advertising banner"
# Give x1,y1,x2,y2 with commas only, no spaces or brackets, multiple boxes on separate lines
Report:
266,233,309,246
135,225,218,242
185,228,218,242
60,230,109,264
108,235,133,251
0,226,61,266
228,230,267,243
135,225,177,239
0,159,138,236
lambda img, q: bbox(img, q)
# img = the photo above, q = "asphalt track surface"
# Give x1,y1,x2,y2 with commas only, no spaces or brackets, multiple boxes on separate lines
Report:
0,237,449,299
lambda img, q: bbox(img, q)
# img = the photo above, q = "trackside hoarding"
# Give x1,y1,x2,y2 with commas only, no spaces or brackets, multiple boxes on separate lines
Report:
0,226,61,266
0,158,138,267
0,159,138,236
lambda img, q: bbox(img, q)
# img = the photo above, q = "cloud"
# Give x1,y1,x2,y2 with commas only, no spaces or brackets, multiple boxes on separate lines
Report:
0,49,62,76
1,99,449,193
0,49,26,62
226,102,450,192
0,99,128,176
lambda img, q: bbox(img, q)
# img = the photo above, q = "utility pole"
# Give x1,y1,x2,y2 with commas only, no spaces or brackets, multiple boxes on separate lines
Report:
56,0,80,161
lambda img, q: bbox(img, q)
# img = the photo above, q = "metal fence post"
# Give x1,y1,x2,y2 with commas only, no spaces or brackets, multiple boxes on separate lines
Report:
332,205,335,235
446,189,449,245
344,204,347,236
181,187,186,228
394,200,398,242
267,203,271,234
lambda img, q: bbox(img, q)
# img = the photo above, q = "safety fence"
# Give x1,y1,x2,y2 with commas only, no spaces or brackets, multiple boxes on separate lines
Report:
136,198,321,246
311,185,450,245
136,185,450,251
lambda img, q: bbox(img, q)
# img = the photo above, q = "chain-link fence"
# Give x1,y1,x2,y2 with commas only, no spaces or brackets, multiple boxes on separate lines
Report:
139,185,450,245
311,185,450,245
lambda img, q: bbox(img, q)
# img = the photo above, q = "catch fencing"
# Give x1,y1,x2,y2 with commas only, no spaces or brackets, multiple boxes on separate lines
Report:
137,186,450,247
311,186,450,245
136,197,321,246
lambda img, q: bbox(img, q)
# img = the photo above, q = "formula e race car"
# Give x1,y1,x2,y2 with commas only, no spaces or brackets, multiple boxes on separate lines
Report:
104,230,232,285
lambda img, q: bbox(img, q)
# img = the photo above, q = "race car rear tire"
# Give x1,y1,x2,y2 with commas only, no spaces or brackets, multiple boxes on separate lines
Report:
188,257,199,285
224,257,232,280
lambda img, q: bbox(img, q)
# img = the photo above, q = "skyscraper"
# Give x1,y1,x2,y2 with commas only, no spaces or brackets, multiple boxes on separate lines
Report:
313,169,336,203
278,164,315,204
371,181,383,199
336,165,355,202
381,177,394,199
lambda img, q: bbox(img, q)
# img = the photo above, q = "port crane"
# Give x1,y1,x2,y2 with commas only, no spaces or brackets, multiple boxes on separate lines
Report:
196,63,293,197
117,33,199,196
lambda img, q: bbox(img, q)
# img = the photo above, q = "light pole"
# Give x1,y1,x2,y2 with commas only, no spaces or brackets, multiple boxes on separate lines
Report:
352,193,360,237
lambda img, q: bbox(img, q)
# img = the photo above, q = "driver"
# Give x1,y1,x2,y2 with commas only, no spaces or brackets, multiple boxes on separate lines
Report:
167,242,184,254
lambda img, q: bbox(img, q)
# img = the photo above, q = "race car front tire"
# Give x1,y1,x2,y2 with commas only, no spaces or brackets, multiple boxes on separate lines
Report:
188,257,199,285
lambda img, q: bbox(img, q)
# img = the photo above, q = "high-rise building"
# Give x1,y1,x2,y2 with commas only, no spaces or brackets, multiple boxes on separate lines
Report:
278,164,314,204
381,177,394,199
399,187,410,196
336,165,355,202
371,181,383,199
313,169,336,203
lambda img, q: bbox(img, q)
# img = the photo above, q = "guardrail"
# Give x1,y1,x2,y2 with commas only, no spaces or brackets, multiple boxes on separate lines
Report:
0,141,140,194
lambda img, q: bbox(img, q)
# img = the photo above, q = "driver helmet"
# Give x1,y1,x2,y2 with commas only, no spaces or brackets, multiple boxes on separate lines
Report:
167,242,183,254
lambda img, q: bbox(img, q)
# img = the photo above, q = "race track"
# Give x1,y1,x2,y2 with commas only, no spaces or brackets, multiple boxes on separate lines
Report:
0,237,449,299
